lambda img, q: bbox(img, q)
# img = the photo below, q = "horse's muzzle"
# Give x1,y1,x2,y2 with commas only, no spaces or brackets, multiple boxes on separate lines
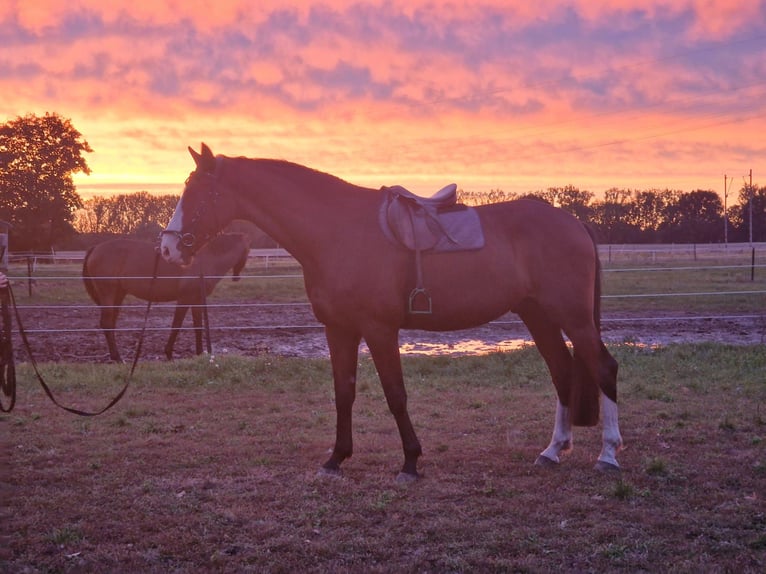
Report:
159,230,196,265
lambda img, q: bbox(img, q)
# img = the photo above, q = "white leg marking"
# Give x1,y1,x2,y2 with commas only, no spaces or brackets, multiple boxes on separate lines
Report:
160,199,185,264
597,393,623,468
538,400,573,464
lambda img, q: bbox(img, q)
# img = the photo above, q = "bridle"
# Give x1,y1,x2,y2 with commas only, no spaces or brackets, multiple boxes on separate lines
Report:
160,169,223,257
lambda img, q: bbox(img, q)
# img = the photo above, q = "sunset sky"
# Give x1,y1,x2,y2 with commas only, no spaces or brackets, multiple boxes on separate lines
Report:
2,0,765,200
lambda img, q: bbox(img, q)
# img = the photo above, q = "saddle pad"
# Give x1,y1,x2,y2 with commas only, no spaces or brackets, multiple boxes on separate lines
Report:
378,194,485,253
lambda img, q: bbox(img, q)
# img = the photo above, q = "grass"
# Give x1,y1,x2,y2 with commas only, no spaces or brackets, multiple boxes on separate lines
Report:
3,344,765,572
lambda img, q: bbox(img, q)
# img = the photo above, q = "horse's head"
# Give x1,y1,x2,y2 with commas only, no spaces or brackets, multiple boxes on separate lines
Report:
160,143,226,265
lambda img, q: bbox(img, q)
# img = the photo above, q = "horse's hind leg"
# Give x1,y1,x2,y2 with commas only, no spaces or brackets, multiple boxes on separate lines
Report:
566,327,622,471
99,295,124,362
518,302,575,466
165,305,189,360
593,340,621,471
192,305,204,355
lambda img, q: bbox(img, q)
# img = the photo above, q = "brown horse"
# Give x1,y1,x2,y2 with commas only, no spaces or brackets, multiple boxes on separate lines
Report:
83,233,249,362
160,144,622,481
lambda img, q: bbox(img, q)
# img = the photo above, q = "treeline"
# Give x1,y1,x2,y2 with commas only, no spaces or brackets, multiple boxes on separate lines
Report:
69,191,275,250
67,184,765,248
74,192,179,237
459,185,765,243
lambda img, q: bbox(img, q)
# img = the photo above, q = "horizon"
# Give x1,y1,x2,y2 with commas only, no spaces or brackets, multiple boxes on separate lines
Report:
2,1,764,200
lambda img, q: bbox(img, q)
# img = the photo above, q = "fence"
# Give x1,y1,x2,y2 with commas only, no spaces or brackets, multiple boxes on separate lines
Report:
4,243,765,360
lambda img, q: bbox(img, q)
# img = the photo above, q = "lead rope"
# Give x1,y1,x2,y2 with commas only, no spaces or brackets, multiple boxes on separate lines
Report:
0,284,16,412
1,251,161,416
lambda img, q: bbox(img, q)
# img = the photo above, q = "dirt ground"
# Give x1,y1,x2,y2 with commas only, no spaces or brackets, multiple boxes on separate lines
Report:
2,303,765,572
10,301,766,363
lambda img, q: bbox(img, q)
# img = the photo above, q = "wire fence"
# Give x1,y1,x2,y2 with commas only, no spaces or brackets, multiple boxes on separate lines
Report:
4,244,766,359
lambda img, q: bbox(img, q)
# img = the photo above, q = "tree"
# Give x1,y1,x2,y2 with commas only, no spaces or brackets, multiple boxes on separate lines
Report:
457,188,516,206
730,184,766,242
661,189,723,243
553,185,594,221
74,192,180,238
591,188,637,243
0,112,92,250
627,189,679,242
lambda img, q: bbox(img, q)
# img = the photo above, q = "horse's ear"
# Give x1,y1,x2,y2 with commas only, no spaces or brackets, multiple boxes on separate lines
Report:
188,145,202,166
188,143,216,173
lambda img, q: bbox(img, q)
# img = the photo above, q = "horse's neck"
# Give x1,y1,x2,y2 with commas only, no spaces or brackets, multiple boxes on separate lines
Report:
228,159,374,265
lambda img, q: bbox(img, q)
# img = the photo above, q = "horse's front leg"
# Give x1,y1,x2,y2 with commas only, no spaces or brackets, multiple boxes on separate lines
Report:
320,325,361,477
364,327,422,482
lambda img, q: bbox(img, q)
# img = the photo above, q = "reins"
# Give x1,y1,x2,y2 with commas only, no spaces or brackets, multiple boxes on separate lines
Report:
0,251,162,416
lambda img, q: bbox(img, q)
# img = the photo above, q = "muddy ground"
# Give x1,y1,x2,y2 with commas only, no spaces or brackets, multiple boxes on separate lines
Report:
11,302,766,364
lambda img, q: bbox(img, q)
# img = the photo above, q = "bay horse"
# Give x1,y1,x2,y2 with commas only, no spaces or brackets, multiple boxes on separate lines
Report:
83,233,249,362
160,144,622,481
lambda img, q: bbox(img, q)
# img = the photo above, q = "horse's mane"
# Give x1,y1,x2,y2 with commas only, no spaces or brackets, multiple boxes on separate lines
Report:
233,157,367,193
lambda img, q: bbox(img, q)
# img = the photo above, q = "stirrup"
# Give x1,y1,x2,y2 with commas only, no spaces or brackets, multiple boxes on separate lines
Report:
408,288,432,315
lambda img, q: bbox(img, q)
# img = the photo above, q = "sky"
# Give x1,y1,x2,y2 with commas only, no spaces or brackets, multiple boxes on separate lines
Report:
1,0,765,200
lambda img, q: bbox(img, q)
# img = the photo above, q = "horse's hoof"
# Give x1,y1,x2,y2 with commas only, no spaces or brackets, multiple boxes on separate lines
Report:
594,460,621,473
534,455,559,467
395,471,420,484
317,466,343,479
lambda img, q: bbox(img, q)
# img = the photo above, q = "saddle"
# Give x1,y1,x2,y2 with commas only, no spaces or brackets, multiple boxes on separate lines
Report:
379,184,485,314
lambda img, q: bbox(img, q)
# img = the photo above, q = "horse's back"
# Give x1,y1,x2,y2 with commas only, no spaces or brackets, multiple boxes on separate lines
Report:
84,238,182,301
401,199,598,331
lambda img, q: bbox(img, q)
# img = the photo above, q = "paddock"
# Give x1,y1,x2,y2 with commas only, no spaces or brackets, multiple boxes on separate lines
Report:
1,245,765,572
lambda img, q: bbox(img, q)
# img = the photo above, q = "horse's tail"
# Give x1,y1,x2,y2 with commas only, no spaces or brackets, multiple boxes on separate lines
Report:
82,246,100,304
570,223,603,427
585,223,602,333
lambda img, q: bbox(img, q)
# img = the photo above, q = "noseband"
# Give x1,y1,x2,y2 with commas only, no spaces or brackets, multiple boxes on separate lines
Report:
161,170,223,255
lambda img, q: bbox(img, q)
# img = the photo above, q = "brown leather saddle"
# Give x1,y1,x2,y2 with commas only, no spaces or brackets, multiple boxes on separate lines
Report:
379,184,485,314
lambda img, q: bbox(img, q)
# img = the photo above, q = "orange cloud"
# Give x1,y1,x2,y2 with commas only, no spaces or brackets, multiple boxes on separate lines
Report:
2,1,764,200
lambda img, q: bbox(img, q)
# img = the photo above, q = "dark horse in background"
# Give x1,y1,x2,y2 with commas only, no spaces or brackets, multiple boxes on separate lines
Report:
83,233,250,362
161,144,622,481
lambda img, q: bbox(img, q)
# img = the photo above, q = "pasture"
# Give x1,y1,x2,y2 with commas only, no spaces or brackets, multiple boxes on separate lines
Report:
2,346,765,572
1,244,765,572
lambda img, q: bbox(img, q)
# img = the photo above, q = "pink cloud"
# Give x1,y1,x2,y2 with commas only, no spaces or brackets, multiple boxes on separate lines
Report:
3,0,764,199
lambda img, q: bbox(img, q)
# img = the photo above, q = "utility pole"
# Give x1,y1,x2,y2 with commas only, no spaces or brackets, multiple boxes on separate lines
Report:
749,169,753,246
724,174,732,245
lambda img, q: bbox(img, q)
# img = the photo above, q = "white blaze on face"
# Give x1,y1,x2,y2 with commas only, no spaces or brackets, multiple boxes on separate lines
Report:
160,198,185,264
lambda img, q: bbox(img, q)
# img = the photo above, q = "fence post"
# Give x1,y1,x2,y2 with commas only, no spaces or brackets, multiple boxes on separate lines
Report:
26,256,33,296
752,247,755,282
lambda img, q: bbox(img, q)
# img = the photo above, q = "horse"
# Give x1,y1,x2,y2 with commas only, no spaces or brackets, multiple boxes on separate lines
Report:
83,232,250,362
160,143,622,481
